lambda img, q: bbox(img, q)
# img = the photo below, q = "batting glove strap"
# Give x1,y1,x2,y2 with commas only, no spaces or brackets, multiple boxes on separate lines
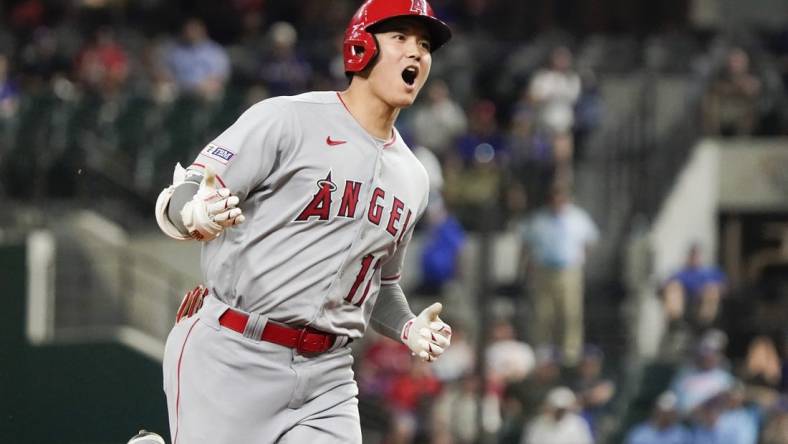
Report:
401,302,452,362
155,185,191,240
154,163,191,241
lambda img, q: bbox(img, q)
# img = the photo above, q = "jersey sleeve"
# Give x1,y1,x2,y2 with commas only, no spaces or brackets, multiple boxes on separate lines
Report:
381,201,429,286
381,152,430,286
191,98,295,201
380,226,413,286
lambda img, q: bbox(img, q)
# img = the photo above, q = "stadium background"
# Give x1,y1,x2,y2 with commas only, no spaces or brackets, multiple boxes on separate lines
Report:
1,0,787,443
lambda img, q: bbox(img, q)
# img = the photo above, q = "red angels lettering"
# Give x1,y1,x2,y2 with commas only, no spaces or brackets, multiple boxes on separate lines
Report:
396,209,413,244
296,176,410,231
295,172,336,221
386,198,404,236
367,187,385,225
338,181,362,218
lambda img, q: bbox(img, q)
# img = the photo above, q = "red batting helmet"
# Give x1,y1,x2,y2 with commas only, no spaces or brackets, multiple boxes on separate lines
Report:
343,0,452,73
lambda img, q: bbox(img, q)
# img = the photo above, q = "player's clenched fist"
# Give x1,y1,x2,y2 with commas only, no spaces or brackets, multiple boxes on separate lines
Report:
181,168,245,241
401,302,452,362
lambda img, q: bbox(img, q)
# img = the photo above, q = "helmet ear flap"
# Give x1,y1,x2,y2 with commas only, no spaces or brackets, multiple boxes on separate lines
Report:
343,31,379,73
343,0,451,73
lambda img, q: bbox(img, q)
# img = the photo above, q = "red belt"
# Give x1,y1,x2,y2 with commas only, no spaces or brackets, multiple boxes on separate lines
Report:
218,308,336,355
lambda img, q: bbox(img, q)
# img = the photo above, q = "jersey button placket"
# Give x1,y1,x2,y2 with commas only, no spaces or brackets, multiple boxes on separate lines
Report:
348,149,380,261
310,144,382,318
342,147,382,301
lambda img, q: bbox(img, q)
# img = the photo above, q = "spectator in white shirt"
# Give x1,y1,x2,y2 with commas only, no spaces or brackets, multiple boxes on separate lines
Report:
528,46,581,177
523,386,593,444
528,46,581,136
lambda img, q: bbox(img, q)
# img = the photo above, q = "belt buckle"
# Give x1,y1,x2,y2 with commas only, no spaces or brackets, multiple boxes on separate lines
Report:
296,328,325,356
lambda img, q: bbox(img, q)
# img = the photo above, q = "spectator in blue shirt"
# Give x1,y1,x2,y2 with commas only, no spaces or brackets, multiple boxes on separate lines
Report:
518,183,598,365
690,384,760,444
663,243,726,332
715,401,759,444
625,391,691,444
670,330,734,415
164,17,230,101
418,196,466,295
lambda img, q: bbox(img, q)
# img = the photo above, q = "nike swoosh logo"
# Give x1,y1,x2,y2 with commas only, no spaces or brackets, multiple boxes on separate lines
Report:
326,136,347,146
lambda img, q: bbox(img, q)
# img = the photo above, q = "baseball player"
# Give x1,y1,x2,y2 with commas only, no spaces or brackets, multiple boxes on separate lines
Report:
153,1,453,442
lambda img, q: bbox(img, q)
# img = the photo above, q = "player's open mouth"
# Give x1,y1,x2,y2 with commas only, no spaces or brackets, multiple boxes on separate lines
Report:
402,66,418,86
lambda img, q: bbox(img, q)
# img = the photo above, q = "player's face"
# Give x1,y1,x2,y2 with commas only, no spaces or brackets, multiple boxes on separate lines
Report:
369,20,432,108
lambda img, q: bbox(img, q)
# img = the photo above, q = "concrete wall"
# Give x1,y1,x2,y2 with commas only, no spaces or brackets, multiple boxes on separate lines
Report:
628,140,720,358
717,139,788,211
649,140,721,281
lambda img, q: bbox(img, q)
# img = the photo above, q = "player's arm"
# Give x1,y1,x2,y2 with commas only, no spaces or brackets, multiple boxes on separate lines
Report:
370,283,451,362
369,282,415,341
155,99,294,241
371,225,451,362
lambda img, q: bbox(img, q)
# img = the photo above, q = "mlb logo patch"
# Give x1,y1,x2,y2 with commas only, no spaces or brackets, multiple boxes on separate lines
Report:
200,143,236,164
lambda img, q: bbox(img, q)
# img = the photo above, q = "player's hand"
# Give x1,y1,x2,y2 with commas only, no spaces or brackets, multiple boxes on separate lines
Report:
401,302,452,362
180,168,245,241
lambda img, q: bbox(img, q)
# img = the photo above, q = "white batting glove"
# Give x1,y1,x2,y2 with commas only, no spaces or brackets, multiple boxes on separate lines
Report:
401,302,452,362
180,168,245,241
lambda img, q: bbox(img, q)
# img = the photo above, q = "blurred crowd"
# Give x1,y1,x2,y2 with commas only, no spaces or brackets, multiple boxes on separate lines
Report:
357,319,617,444
2,1,788,218
355,240,788,444
0,0,610,217
2,1,788,443
623,326,788,444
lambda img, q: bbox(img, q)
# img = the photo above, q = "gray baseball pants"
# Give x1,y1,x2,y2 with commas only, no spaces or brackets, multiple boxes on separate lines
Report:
163,296,361,443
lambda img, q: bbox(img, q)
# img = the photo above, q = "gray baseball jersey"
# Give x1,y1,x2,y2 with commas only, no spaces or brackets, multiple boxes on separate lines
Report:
190,91,429,339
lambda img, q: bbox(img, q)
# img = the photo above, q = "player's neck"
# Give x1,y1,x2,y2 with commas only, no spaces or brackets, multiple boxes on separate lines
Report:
339,86,399,140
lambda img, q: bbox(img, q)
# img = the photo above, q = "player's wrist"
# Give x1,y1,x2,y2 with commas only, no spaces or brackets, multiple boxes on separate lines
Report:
155,184,191,241
400,316,417,344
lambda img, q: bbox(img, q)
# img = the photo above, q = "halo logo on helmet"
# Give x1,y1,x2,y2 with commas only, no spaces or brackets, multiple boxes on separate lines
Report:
343,0,452,74
410,0,427,14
